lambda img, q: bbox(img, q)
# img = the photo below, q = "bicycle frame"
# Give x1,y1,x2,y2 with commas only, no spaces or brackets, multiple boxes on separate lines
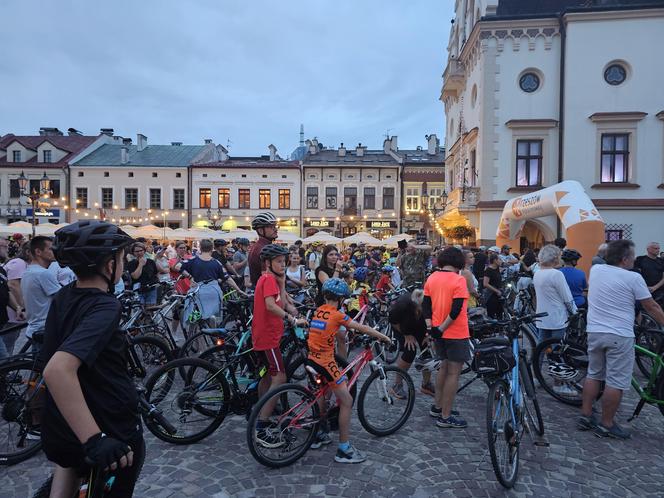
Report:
631,344,664,406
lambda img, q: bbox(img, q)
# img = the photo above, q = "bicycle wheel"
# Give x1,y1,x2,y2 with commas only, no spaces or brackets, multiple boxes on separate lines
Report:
635,318,663,378
246,383,320,468
284,348,308,382
518,323,538,364
656,374,664,418
533,338,586,406
143,358,229,445
519,357,544,436
129,335,173,382
178,330,223,358
357,366,415,436
486,379,518,489
377,319,400,364
0,359,43,466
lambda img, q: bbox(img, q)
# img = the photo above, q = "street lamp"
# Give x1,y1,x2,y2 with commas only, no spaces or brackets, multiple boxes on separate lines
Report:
161,211,170,240
206,207,222,230
18,171,51,237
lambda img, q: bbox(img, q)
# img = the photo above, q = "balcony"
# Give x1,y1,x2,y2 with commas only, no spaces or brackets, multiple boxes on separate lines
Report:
445,186,479,212
342,205,360,216
441,59,466,100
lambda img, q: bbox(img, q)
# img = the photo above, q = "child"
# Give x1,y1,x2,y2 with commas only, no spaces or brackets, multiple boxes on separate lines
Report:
40,221,142,497
307,278,390,463
347,267,371,318
251,244,305,447
374,265,396,300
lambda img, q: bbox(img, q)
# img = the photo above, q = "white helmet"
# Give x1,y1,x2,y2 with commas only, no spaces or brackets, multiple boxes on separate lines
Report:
546,362,578,381
252,212,278,230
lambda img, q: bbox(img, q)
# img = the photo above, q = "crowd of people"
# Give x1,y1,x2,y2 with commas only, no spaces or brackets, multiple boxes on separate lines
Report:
2,213,664,495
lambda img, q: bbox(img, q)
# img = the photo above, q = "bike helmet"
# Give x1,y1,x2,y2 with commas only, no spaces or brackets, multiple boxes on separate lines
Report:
252,212,278,230
322,278,351,298
213,239,228,247
259,243,289,261
353,267,368,281
561,249,582,262
236,237,250,246
546,362,579,381
382,265,395,273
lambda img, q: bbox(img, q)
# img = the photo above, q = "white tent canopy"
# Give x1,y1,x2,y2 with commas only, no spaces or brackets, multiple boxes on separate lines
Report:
276,231,300,243
342,232,383,246
133,224,174,239
382,233,413,247
302,231,342,245
35,222,70,236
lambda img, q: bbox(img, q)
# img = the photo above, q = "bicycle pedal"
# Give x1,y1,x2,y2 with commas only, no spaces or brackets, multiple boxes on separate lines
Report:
533,440,550,447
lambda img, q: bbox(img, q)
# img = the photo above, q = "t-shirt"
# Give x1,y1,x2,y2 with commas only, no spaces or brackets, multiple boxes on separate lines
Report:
587,264,651,338
126,258,158,292
5,257,28,323
180,256,227,283
374,274,392,299
423,270,469,339
248,237,271,287
308,251,322,270
48,261,77,286
388,294,427,335
559,267,588,307
169,255,192,294
472,252,487,281
308,304,351,366
40,284,141,449
634,256,664,288
484,266,502,291
232,250,248,274
21,264,62,338
251,273,284,350
534,268,577,330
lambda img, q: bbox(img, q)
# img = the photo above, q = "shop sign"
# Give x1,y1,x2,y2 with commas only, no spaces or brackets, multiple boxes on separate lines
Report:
27,208,60,218
305,220,334,228
369,221,397,228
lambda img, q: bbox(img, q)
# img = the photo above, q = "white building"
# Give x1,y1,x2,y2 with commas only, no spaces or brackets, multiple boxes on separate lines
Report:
190,146,301,234
439,0,664,251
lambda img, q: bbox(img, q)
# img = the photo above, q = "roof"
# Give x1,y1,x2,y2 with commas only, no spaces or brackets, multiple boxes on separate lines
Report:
72,143,207,167
493,0,664,18
399,148,445,164
304,149,401,166
192,158,300,169
0,133,99,169
402,172,445,182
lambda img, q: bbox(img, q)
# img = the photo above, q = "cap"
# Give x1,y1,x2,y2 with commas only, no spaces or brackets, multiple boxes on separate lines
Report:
501,244,511,250
488,246,501,253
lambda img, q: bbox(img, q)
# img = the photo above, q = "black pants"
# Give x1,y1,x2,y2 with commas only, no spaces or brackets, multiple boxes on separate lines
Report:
485,294,503,319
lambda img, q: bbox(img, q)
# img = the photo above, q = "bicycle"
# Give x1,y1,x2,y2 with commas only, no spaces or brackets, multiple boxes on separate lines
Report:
246,335,415,468
479,312,547,488
627,328,664,420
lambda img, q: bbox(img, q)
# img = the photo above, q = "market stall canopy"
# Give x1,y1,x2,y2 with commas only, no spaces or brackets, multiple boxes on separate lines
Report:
276,231,300,243
133,224,174,239
223,229,258,242
35,222,70,236
3,221,35,236
382,233,412,247
342,232,383,246
302,231,342,245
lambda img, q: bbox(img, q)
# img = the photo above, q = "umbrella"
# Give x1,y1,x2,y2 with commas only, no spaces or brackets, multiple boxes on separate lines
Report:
383,233,413,247
223,230,258,242
342,232,383,246
302,231,342,245
134,224,174,240
35,222,70,236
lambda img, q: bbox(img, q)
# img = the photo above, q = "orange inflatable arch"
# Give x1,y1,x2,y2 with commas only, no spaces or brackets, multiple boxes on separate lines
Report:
496,180,604,276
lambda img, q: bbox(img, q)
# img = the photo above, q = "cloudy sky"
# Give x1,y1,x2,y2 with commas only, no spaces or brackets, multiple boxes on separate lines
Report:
2,0,454,156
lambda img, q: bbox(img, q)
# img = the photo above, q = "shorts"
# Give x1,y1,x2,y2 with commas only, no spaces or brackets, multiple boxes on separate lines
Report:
586,332,634,391
433,338,472,364
257,347,285,376
394,322,427,364
538,328,566,343
306,358,347,388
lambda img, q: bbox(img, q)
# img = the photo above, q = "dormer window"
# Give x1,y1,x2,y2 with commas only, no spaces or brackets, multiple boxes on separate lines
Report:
12,151,21,162
43,150,52,163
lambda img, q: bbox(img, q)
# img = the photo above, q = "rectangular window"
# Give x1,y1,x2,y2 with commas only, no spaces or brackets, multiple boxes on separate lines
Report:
149,188,161,209
238,189,251,209
12,150,21,162
199,188,211,208
405,187,420,211
344,187,357,214
217,188,230,209
363,187,375,210
600,133,629,183
605,229,623,241
76,187,88,208
259,189,271,209
279,189,290,209
383,187,395,210
124,188,138,209
30,179,41,194
326,187,337,209
101,188,113,209
515,139,542,187
470,149,477,187
43,150,52,163
9,179,20,198
306,187,318,208
173,189,185,210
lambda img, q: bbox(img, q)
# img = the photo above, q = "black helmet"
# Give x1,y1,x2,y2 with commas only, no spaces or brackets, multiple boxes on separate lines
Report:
54,220,133,270
259,244,289,261
561,249,582,261
214,239,228,247
252,212,277,230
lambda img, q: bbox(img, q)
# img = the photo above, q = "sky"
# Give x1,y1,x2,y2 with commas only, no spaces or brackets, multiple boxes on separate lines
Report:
1,0,454,156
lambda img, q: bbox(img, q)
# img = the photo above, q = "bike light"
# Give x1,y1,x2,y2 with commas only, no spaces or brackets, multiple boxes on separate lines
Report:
216,338,225,346
315,377,322,385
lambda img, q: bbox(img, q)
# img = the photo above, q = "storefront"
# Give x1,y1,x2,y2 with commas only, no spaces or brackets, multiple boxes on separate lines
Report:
26,207,62,225
304,219,335,237
365,220,397,240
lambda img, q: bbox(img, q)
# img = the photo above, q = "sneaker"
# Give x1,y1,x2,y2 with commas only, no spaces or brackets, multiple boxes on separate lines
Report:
429,405,460,418
420,382,435,397
334,444,367,464
577,414,598,431
594,423,631,440
554,384,578,396
390,384,406,400
436,414,468,428
310,431,332,449
256,427,286,448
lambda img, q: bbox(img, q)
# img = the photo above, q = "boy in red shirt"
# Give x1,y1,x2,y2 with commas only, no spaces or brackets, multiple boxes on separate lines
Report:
251,244,305,447
308,278,390,463
374,265,396,300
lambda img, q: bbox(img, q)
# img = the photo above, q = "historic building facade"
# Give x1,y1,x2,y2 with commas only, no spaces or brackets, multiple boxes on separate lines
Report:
439,0,664,251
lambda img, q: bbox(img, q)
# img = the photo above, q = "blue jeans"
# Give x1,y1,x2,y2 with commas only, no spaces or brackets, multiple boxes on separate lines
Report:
139,288,158,305
538,327,566,343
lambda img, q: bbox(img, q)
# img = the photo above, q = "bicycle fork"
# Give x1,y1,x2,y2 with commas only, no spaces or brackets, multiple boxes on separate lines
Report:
371,361,394,405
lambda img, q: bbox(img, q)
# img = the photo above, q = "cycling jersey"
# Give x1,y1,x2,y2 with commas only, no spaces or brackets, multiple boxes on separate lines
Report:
308,304,351,386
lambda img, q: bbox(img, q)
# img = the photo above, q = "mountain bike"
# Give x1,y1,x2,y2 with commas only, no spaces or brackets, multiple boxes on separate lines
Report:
627,328,664,420
246,336,415,468
479,312,547,488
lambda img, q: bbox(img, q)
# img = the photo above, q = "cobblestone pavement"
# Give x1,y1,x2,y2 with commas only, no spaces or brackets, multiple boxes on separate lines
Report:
2,366,664,498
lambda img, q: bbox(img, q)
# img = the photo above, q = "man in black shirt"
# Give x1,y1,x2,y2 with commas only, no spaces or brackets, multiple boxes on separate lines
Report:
213,239,240,278
126,242,159,304
41,221,142,497
472,246,487,291
635,242,664,305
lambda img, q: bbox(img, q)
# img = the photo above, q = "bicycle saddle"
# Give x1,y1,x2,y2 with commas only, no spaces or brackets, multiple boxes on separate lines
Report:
200,328,229,336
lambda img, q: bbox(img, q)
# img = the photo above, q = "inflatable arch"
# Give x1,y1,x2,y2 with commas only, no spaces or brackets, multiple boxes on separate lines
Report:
496,180,604,276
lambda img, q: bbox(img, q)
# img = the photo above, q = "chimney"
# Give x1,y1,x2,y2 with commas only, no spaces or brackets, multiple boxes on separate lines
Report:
356,143,365,157
426,134,439,155
122,137,132,145
171,141,182,146
100,128,114,136
137,133,147,152
121,146,129,164
338,143,346,157
268,144,277,161
390,135,398,151
204,139,213,144
39,127,63,136
306,139,318,155
67,128,82,136
383,138,391,154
